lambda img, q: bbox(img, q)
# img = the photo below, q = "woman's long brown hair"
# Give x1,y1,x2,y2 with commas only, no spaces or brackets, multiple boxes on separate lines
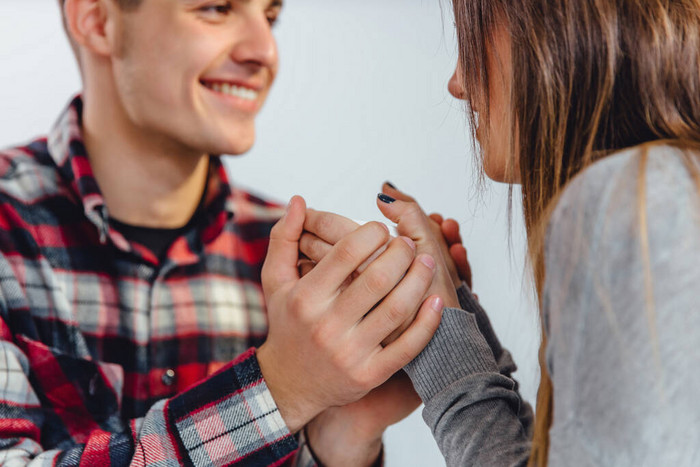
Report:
452,0,700,464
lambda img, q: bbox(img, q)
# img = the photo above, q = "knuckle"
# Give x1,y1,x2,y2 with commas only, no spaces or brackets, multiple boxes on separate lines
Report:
330,348,354,373
405,202,423,217
364,270,392,296
300,235,320,259
288,287,310,319
348,369,372,392
312,212,334,236
334,241,359,266
310,324,330,349
269,219,285,240
383,301,409,329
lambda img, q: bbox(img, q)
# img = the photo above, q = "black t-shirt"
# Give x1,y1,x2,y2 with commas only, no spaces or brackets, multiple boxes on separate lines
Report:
108,217,198,259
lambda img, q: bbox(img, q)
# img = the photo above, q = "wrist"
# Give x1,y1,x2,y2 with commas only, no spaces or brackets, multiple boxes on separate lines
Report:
305,408,384,467
256,343,319,433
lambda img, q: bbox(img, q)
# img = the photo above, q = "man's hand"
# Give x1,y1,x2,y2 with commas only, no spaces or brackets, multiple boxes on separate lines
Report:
257,196,443,434
301,188,471,344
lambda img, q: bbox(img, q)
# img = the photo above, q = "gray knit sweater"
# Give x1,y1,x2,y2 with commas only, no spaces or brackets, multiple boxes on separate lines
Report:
404,145,700,466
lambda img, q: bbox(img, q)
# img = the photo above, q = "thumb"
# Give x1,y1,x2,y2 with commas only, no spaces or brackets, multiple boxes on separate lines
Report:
262,195,307,292
376,193,430,241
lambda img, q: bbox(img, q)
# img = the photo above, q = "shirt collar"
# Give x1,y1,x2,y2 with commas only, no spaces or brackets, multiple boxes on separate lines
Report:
46,95,236,250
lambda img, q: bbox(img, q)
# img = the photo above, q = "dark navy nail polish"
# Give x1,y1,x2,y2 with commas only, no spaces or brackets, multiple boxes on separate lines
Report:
378,193,396,204
384,181,397,189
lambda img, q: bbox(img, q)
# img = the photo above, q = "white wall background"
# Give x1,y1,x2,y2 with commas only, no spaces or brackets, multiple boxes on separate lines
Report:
0,1,540,465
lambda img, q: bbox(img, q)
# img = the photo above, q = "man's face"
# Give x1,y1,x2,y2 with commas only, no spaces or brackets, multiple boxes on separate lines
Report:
110,0,281,156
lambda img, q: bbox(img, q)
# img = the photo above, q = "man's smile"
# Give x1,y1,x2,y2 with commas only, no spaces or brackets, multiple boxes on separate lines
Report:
200,80,261,101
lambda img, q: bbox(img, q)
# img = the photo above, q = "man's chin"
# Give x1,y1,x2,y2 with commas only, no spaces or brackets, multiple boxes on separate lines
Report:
204,135,256,157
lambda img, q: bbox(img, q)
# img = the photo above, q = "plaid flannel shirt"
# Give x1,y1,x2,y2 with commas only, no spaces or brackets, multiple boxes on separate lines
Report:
0,96,318,466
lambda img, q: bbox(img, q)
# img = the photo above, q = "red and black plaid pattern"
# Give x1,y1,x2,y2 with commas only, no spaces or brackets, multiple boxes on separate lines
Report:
0,96,314,466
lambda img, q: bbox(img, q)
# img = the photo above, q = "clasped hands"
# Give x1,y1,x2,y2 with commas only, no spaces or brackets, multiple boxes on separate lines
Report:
257,184,471,466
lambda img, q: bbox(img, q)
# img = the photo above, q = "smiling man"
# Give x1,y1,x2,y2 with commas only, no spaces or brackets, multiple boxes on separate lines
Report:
0,0,445,465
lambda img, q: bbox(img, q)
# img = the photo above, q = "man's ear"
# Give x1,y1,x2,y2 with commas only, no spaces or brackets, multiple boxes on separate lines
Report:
63,0,116,57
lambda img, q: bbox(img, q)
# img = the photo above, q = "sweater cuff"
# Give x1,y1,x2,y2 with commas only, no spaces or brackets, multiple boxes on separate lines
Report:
404,308,499,402
456,281,482,312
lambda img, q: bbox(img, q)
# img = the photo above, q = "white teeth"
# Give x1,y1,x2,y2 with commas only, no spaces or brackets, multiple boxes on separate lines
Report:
205,82,258,101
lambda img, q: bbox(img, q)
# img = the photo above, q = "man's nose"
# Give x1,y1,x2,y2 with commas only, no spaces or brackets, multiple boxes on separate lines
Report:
231,14,278,69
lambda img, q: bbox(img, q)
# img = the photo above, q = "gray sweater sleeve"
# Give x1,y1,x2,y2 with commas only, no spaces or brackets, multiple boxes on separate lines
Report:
404,145,700,466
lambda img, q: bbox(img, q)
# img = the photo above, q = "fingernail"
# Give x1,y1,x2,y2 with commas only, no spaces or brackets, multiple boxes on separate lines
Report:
430,296,444,313
378,193,396,204
419,254,436,269
384,181,397,189
400,236,415,250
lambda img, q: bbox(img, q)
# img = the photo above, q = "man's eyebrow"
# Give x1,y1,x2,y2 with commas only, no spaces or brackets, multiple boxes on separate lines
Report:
268,0,283,8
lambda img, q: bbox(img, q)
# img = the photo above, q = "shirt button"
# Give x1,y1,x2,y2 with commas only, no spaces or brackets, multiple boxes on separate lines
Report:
88,374,99,396
162,369,176,387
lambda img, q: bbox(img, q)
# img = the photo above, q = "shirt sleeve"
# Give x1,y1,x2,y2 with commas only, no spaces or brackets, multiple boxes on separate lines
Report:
0,311,299,467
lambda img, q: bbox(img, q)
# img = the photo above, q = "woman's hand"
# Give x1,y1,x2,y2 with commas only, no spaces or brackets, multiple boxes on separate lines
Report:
374,186,461,311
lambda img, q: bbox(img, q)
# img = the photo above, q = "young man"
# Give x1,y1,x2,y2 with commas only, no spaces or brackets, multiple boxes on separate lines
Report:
0,0,447,465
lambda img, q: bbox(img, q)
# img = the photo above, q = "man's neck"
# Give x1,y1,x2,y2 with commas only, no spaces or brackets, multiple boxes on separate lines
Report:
81,87,210,229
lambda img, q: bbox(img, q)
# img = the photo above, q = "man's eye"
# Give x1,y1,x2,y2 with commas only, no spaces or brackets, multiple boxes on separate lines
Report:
200,2,232,15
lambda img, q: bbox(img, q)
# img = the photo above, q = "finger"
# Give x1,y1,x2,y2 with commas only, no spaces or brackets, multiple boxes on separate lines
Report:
450,243,472,288
376,196,432,242
368,295,444,384
428,213,444,225
381,182,417,203
356,253,436,347
334,236,417,325
441,218,463,246
304,209,360,245
301,231,391,276
261,196,307,291
302,221,391,292
299,232,333,264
